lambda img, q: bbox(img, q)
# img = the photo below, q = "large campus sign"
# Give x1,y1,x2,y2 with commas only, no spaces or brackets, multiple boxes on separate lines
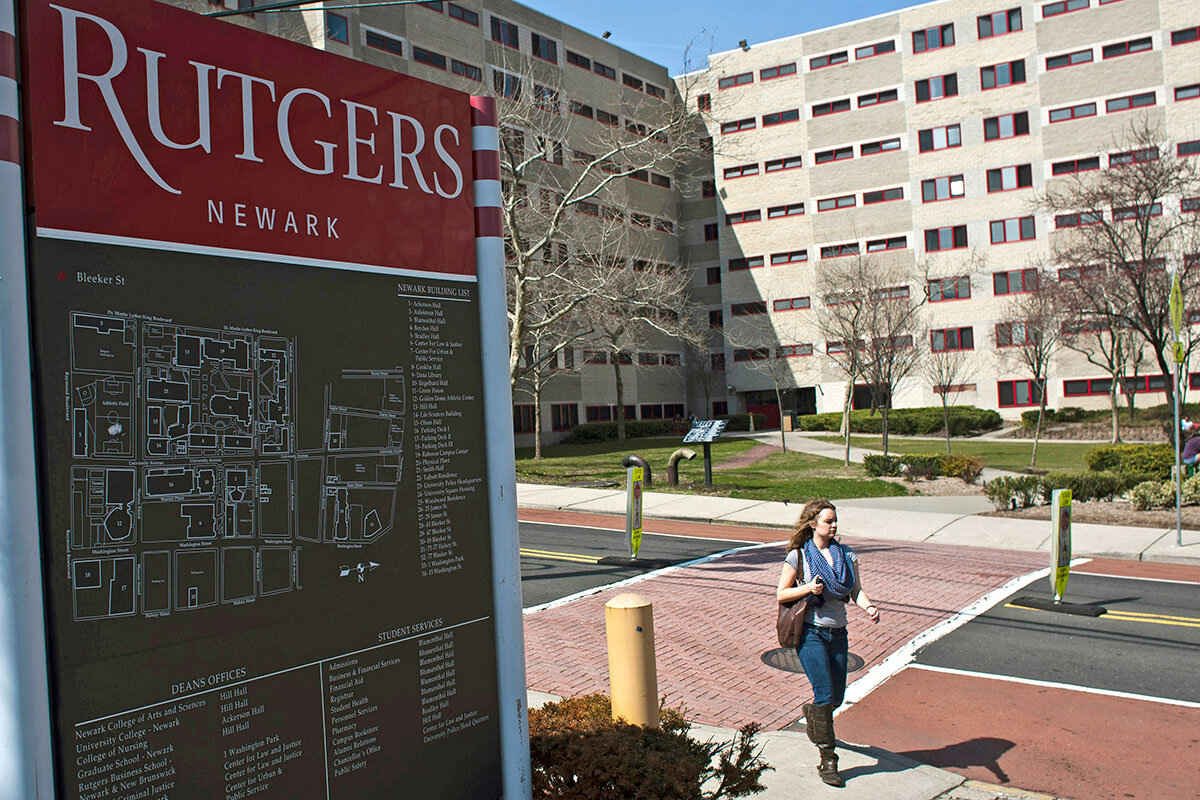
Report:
2,1,520,796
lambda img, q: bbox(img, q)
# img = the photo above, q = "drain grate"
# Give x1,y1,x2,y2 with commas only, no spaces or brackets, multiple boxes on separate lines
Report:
760,648,865,675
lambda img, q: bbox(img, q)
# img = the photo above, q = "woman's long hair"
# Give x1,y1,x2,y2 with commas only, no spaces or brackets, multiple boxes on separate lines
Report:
787,498,836,553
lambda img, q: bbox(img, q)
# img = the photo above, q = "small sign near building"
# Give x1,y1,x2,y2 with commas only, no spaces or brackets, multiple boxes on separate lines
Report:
683,419,728,443
1050,488,1073,602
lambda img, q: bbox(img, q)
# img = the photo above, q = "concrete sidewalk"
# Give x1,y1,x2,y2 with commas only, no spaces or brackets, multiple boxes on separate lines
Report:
516,482,1200,565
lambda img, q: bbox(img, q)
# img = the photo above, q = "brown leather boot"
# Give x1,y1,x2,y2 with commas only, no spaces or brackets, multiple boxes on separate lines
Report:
810,704,844,787
802,703,817,744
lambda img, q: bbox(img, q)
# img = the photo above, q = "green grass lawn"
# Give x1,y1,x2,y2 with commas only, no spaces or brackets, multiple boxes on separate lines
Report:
516,436,908,502
809,435,1100,473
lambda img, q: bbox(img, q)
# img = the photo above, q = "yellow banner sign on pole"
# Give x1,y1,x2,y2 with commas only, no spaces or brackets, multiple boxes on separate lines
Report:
625,467,644,558
1050,489,1073,602
1170,270,1183,337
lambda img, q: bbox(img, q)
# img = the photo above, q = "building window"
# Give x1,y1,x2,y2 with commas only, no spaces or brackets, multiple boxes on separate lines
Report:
978,8,1022,38
728,256,765,271
651,173,672,188
710,354,726,372
809,50,848,70
996,322,1041,347
858,89,899,108
420,1,443,11
1173,27,1200,46
585,405,611,422
451,60,482,81
414,46,448,70
814,146,854,164
697,93,711,110
770,249,808,265
817,195,855,212
1102,37,1152,59
931,327,974,352
779,344,815,358
325,12,349,43
492,69,521,99
726,210,761,225
1049,102,1096,123
731,302,767,316
594,109,618,127
1063,378,1113,397
915,73,958,102
1112,203,1162,221
925,225,968,251
863,187,903,205
1106,92,1156,113
1110,146,1158,166
720,117,756,134
768,203,805,218
856,40,896,59
733,348,769,362
709,310,723,328
513,404,534,433
364,28,403,55
918,124,961,152
448,3,478,25
1179,140,1200,157
593,61,616,80
638,353,660,367
706,266,721,285
867,236,908,252
622,73,644,91
1177,84,1200,102
812,98,852,117
922,175,965,202
821,243,860,259
1046,48,1093,69
981,59,1025,89
718,72,753,89
994,268,1038,295
928,275,971,302
530,32,558,63
713,400,729,416
765,155,803,171
569,101,594,119
551,404,578,432
1055,210,1103,228
1042,0,1088,18
703,222,719,241
645,84,666,100
724,163,759,179
761,62,797,80
998,379,1043,408
763,109,800,127
861,137,901,156
912,23,954,53
991,216,1036,243
987,164,1033,193
773,297,811,312
1051,156,1101,175
490,16,519,49
983,112,1030,141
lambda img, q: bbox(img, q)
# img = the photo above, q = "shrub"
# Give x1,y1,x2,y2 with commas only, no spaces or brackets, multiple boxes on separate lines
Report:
1012,475,1041,507
1116,471,1157,494
1039,472,1120,503
529,694,771,800
561,419,679,444
902,453,947,481
1185,475,1200,505
1130,480,1172,511
863,454,903,477
792,406,1002,436
1084,444,1174,480
716,413,767,432
944,454,984,484
984,477,1016,510
1020,408,1049,428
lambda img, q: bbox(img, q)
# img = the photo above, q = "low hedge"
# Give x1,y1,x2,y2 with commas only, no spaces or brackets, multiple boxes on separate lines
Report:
793,406,1002,436
862,452,974,481
560,419,679,444
1020,406,1090,427
715,413,767,432
1038,471,1121,504
529,694,770,800
1084,444,1174,480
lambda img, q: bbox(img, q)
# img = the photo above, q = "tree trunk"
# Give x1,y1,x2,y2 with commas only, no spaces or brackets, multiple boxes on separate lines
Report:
881,406,890,456
533,391,544,460
942,397,952,454
1030,397,1045,469
508,280,526,389
775,385,787,452
1109,382,1121,444
842,387,853,467
611,358,627,441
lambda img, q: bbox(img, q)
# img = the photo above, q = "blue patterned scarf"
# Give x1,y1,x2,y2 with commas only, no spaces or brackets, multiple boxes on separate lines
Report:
802,539,854,606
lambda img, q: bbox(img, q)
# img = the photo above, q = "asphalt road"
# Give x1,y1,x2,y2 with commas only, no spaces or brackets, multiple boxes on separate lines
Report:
912,570,1200,702
518,520,751,608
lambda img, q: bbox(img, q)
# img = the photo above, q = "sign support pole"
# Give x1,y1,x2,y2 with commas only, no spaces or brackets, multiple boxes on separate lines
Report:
471,96,532,800
0,3,58,795
1171,267,1184,548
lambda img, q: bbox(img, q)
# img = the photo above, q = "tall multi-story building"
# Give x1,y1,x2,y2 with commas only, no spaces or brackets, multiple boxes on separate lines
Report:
181,0,1200,437
684,0,1200,424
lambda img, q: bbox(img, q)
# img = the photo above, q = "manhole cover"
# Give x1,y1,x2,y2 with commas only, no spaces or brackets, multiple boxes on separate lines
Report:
760,648,865,674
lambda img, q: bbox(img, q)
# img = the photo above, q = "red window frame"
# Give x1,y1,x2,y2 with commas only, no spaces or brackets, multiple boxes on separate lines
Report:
1051,156,1101,175
1176,84,1200,102
513,404,534,433
1042,0,1089,18
530,32,558,63
993,267,1038,295
773,297,811,312
863,187,903,205
770,250,808,265
550,403,578,432
980,59,1026,90
723,163,759,179
490,16,520,49
1179,140,1200,158
765,155,803,172
325,11,349,43
1172,27,1200,46
998,379,1043,408
928,275,971,302
760,62,797,81
1106,92,1156,114
720,117,756,134
767,203,805,218
915,73,958,102
990,216,1036,244
703,222,719,241
922,175,965,203
918,124,962,152
697,93,711,110
986,164,1033,193
1055,210,1103,228
931,326,974,352
1048,102,1096,123
706,266,721,285
912,23,954,53
717,72,753,90
820,243,860,259
812,98,852,117
762,109,800,127
731,301,768,317
1101,37,1152,60
857,89,899,108
448,3,478,25
728,256,765,271
925,225,968,252
726,210,761,225
978,8,1022,39
814,147,854,164
809,51,849,70
995,321,1040,348
860,138,901,156
866,236,907,252
1046,48,1093,70
778,344,814,358
856,41,896,59
816,195,855,212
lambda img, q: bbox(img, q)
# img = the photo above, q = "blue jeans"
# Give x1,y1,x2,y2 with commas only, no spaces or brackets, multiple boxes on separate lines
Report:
796,624,849,708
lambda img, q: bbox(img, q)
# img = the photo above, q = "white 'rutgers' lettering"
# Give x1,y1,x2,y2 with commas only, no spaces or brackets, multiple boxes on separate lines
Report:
48,4,466,198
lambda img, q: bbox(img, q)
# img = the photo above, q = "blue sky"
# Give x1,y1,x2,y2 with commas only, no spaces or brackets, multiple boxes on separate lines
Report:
528,0,931,75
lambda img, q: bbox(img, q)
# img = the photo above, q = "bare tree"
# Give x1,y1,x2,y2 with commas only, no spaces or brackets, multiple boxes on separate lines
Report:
924,346,975,454
993,267,1064,468
815,257,870,466
513,302,589,460
1038,119,1200,422
725,308,806,451
683,339,725,421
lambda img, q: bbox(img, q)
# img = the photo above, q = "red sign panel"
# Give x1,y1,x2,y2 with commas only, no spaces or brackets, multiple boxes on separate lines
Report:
22,0,475,274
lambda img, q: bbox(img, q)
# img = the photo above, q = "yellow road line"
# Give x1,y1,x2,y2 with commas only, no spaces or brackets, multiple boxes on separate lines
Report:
1103,614,1200,629
519,548,600,564
1099,609,1200,623
1005,603,1200,629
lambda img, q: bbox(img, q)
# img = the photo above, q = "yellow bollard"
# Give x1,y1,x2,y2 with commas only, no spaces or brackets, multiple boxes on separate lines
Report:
604,592,659,728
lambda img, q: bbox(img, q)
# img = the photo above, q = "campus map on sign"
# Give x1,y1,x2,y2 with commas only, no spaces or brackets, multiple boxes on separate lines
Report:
683,419,728,443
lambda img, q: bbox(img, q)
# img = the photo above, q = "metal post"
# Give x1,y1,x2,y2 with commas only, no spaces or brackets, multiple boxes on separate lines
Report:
471,96,532,799
1,2,58,794
1176,359,1183,547
703,442,713,486
604,593,658,728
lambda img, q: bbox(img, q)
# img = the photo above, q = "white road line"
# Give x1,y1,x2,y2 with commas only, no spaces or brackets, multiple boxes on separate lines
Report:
521,540,784,615
520,518,764,544
1072,570,1200,586
907,663,1200,709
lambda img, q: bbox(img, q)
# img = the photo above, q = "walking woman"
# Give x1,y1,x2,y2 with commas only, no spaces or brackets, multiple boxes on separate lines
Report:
776,498,880,787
